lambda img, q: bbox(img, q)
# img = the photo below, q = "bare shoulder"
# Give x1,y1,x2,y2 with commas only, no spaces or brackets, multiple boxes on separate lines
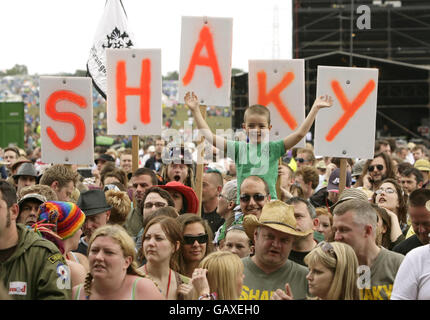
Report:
74,252,90,271
133,276,165,300
67,259,87,287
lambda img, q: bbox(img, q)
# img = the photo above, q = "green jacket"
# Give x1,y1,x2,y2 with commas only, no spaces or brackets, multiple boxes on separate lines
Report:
0,224,71,300
123,205,143,238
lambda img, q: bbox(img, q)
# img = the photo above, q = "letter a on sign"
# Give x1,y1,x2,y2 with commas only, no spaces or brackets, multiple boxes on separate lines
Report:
107,48,162,136
39,77,94,165
314,66,378,159
178,16,233,107
248,60,305,145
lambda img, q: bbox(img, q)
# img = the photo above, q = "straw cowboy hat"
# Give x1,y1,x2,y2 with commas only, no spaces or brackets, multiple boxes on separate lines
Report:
243,200,313,240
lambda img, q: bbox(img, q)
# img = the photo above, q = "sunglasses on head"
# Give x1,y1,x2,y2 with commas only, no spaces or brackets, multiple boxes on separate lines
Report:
368,164,384,172
239,193,266,203
103,184,120,192
317,241,337,259
204,167,222,174
183,234,208,245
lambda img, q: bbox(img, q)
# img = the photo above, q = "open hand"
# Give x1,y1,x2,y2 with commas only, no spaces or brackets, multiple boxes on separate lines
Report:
184,91,200,112
313,94,333,109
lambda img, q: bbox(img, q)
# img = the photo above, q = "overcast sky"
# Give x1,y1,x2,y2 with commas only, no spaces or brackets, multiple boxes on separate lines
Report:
0,0,292,75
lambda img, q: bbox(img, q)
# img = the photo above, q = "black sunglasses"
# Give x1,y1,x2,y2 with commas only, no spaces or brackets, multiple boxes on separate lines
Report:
183,234,208,245
239,193,266,203
368,164,384,172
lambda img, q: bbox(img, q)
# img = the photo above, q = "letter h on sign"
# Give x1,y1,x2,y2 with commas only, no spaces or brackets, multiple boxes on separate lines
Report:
106,49,162,136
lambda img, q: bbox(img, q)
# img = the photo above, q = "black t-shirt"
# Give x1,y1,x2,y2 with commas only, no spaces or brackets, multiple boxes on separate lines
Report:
74,237,88,256
201,208,225,235
392,234,423,255
288,250,310,267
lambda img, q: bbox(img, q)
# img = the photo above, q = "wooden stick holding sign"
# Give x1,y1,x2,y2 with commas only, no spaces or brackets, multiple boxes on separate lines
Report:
339,158,347,195
194,105,207,217
276,158,282,200
132,136,139,174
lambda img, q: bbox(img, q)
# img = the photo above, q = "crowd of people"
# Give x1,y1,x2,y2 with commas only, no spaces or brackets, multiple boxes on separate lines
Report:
1,89,430,301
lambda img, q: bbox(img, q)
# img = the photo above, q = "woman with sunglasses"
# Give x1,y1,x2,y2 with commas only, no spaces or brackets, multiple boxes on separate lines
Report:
138,216,193,300
372,178,408,237
358,153,397,191
176,214,215,278
272,241,359,300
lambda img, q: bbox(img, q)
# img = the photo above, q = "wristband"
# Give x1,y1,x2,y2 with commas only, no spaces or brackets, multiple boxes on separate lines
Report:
198,292,217,300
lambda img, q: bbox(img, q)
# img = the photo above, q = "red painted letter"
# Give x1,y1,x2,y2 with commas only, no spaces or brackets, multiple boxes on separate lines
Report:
257,71,297,130
182,25,223,88
116,59,151,124
45,90,86,150
325,79,376,142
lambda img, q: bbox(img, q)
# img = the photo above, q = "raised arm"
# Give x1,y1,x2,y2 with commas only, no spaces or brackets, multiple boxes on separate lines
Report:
184,92,228,153
283,95,333,151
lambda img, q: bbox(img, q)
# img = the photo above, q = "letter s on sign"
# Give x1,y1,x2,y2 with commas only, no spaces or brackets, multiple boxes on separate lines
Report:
46,90,86,151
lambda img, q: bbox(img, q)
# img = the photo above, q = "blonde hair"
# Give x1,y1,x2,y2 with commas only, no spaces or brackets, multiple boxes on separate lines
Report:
84,224,145,297
105,190,132,225
304,242,359,300
198,251,244,300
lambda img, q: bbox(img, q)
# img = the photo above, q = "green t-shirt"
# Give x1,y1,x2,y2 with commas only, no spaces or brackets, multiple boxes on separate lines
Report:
359,247,404,300
227,139,286,202
240,256,309,300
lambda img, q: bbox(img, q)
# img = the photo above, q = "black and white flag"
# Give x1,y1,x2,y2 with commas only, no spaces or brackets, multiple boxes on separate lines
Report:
87,0,136,99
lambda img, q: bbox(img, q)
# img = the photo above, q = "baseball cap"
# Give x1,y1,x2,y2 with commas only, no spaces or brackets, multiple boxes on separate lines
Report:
327,168,352,193
18,193,47,210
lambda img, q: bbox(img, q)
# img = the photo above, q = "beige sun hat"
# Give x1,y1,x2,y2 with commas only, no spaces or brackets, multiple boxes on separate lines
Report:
243,200,313,240
330,187,370,212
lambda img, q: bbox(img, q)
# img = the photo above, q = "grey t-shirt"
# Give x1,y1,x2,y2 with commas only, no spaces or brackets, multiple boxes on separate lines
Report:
240,256,309,300
359,247,404,300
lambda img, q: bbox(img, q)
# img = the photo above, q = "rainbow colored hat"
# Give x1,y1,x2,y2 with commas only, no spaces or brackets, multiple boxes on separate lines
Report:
38,201,85,240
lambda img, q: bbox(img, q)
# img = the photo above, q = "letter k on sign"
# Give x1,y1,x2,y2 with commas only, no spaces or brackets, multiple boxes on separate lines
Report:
326,79,376,142
257,71,297,130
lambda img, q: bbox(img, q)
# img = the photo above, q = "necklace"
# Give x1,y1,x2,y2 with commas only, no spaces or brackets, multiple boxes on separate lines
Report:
144,265,172,298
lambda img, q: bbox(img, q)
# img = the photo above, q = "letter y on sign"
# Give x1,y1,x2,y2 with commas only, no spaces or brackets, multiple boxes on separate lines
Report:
314,66,378,159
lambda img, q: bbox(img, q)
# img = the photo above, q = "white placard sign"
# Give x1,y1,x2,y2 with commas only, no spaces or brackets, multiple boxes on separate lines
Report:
314,66,379,159
39,77,94,165
178,16,233,106
248,59,305,146
106,48,162,135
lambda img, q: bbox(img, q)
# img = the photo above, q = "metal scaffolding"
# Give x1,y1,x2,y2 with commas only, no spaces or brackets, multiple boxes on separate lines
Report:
293,0,430,66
